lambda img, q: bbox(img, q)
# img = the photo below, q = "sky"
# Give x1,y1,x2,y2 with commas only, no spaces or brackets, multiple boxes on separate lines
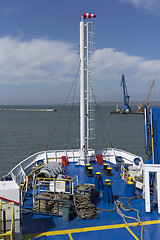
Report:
0,0,160,105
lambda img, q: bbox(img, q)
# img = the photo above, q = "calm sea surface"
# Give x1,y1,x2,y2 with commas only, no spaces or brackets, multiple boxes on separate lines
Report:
0,105,146,177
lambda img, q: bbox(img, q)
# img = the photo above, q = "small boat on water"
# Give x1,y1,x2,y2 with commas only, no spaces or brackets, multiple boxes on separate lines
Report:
0,13,160,240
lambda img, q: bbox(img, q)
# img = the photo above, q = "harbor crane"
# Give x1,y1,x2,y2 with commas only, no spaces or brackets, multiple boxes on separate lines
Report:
121,75,131,113
137,80,155,113
145,80,155,106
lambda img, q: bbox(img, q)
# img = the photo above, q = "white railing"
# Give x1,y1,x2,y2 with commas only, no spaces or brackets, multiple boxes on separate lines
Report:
3,148,143,186
33,175,79,198
143,164,160,213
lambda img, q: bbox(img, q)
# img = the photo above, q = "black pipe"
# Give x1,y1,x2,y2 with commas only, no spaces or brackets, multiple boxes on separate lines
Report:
3,210,6,233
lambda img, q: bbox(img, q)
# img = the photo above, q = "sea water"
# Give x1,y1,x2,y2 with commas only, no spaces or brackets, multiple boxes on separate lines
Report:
0,105,146,177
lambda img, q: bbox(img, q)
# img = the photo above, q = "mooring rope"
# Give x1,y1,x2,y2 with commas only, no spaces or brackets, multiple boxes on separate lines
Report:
97,196,143,240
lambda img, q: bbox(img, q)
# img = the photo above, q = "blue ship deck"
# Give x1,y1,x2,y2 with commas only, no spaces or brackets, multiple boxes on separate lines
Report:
22,162,160,240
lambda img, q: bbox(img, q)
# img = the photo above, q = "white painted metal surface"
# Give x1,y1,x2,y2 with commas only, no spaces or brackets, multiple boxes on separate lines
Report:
79,16,86,165
143,164,160,213
0,181,19,204
79,16,95,164
0,180,20,235
50,181,66,193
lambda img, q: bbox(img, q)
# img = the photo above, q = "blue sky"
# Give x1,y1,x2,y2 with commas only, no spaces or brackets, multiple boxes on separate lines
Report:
0,0,160,104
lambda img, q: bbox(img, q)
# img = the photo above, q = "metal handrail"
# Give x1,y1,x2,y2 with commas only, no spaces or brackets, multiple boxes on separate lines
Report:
33,175,78,196
0,201,14,240
47,157,61,163
21,158,62,192
121,163,138,181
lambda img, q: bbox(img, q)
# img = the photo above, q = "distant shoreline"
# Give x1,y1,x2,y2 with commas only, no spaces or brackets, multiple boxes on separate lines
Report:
0,109,57,112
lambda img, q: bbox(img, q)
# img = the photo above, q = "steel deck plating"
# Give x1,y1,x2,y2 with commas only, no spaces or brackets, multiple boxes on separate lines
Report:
22,162,160,240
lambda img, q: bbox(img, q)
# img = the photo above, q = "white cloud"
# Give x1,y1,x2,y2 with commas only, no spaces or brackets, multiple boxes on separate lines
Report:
93,48,160,101
118,0,160,15
93,48,160,81
0,36,78,86
0,37,159,102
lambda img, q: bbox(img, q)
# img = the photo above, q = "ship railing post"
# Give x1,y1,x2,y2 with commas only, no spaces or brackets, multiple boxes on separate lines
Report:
72,181,74,195
25,176,28,192
157,171,160,213
111,148,116,164
44,150,47,163
144,167,150,212
143,164,160,213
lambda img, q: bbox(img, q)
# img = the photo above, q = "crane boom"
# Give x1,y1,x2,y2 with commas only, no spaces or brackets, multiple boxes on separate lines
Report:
121,75,131,113
146,80,155,106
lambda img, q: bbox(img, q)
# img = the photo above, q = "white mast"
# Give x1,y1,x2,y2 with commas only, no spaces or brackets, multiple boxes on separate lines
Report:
79,15,86,165
79,13,96,166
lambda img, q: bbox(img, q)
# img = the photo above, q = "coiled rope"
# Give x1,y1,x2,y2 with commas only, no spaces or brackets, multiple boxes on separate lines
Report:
33,192,71,216
74,183,98,219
